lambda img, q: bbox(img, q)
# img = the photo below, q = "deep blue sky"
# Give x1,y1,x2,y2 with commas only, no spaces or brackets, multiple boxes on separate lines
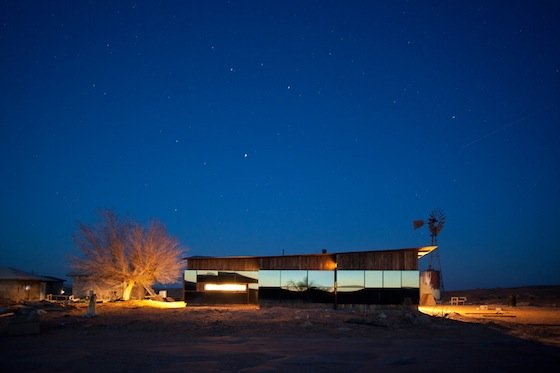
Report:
1,1,559,290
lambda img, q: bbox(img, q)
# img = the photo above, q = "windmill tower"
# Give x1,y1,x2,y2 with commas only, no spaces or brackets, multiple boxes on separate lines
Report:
414,209,445,305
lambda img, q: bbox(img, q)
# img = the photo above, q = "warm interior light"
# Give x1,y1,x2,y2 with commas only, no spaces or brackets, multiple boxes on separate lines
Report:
417,246,438,259
204,283,247,292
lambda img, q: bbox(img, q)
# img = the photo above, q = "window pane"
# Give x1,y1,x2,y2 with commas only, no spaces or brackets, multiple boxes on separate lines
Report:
184,270,197,283
337,270,364,292
401,271,419,288
259,270,281,287
197,270,218,277
184,270,197,291
365,271,383,288
383,271,401,288
308,271,334,292
281,270,308,291
232,271,258,284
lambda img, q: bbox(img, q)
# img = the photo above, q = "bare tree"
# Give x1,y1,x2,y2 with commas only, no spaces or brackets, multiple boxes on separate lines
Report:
71,210,184,300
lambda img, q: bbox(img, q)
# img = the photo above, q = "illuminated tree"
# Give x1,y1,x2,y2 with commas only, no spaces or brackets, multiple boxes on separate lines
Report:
71,210,184,301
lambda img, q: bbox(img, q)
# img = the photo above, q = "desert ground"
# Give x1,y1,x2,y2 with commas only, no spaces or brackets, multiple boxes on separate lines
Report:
1,287,559,372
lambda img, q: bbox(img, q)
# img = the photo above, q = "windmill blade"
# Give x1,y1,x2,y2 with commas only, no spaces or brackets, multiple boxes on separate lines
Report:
413,220,424,230
428,209,445,236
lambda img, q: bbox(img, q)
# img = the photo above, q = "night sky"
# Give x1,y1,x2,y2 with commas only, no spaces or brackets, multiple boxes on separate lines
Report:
1,1,559,290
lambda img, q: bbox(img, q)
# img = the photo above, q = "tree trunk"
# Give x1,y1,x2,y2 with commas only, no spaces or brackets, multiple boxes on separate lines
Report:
122,281,135,301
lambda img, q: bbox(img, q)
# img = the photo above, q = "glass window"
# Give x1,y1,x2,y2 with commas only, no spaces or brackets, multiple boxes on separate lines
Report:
401,271,419,288
236,271,258,282
383,271,401,288
184,270,197,291
259,270,281,287
281,270,308,291
184,270,197,283
337,270,364,292
365,271,383,288
230,271,258,284
308,271,334,292
197,270,218,277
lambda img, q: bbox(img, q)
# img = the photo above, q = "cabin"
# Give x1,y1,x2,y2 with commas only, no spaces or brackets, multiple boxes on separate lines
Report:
0,267,66,302
184,246,437,306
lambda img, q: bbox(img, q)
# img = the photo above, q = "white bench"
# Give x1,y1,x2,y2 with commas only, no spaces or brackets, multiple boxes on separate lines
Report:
450,296,467,305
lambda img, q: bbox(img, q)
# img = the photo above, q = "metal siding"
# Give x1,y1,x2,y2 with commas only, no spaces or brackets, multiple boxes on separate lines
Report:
336,250,418,270
186,249,419,271
260,255,336,270
186,257,260,271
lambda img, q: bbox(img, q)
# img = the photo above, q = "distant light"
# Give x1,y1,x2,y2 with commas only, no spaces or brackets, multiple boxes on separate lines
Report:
205,283,246,292
244,153,248,158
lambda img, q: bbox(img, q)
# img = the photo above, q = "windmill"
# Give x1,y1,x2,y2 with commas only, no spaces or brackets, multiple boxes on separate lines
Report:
414,209,446,303
413,208,445,245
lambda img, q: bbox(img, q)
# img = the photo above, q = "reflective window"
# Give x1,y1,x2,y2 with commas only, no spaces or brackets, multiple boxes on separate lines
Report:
365,271,383,288
281,270,308,291
259,270,281,287
184,270,197,283
401,271,419,288
337,270,364,292
308,270,334,292
196,270,218,277
383,271,401,288
236,271,258,282
224,271,258,284
184,270,197,291
196,270,258,284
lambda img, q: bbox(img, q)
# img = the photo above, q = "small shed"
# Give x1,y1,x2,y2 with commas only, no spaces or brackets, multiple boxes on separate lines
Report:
0,267,65,302
184,246,438,306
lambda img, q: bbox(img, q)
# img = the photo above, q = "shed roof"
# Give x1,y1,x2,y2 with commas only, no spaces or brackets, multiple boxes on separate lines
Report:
0,267,61,282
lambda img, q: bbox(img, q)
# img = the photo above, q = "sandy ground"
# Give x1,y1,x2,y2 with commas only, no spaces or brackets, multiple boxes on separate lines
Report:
1,301,559,372
419,304,560,348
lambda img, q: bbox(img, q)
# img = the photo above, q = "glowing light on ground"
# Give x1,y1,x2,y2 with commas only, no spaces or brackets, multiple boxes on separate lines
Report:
130,300,187,308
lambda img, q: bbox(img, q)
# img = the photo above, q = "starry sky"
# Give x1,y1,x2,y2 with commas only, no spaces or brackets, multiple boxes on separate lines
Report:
1,1,559,290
